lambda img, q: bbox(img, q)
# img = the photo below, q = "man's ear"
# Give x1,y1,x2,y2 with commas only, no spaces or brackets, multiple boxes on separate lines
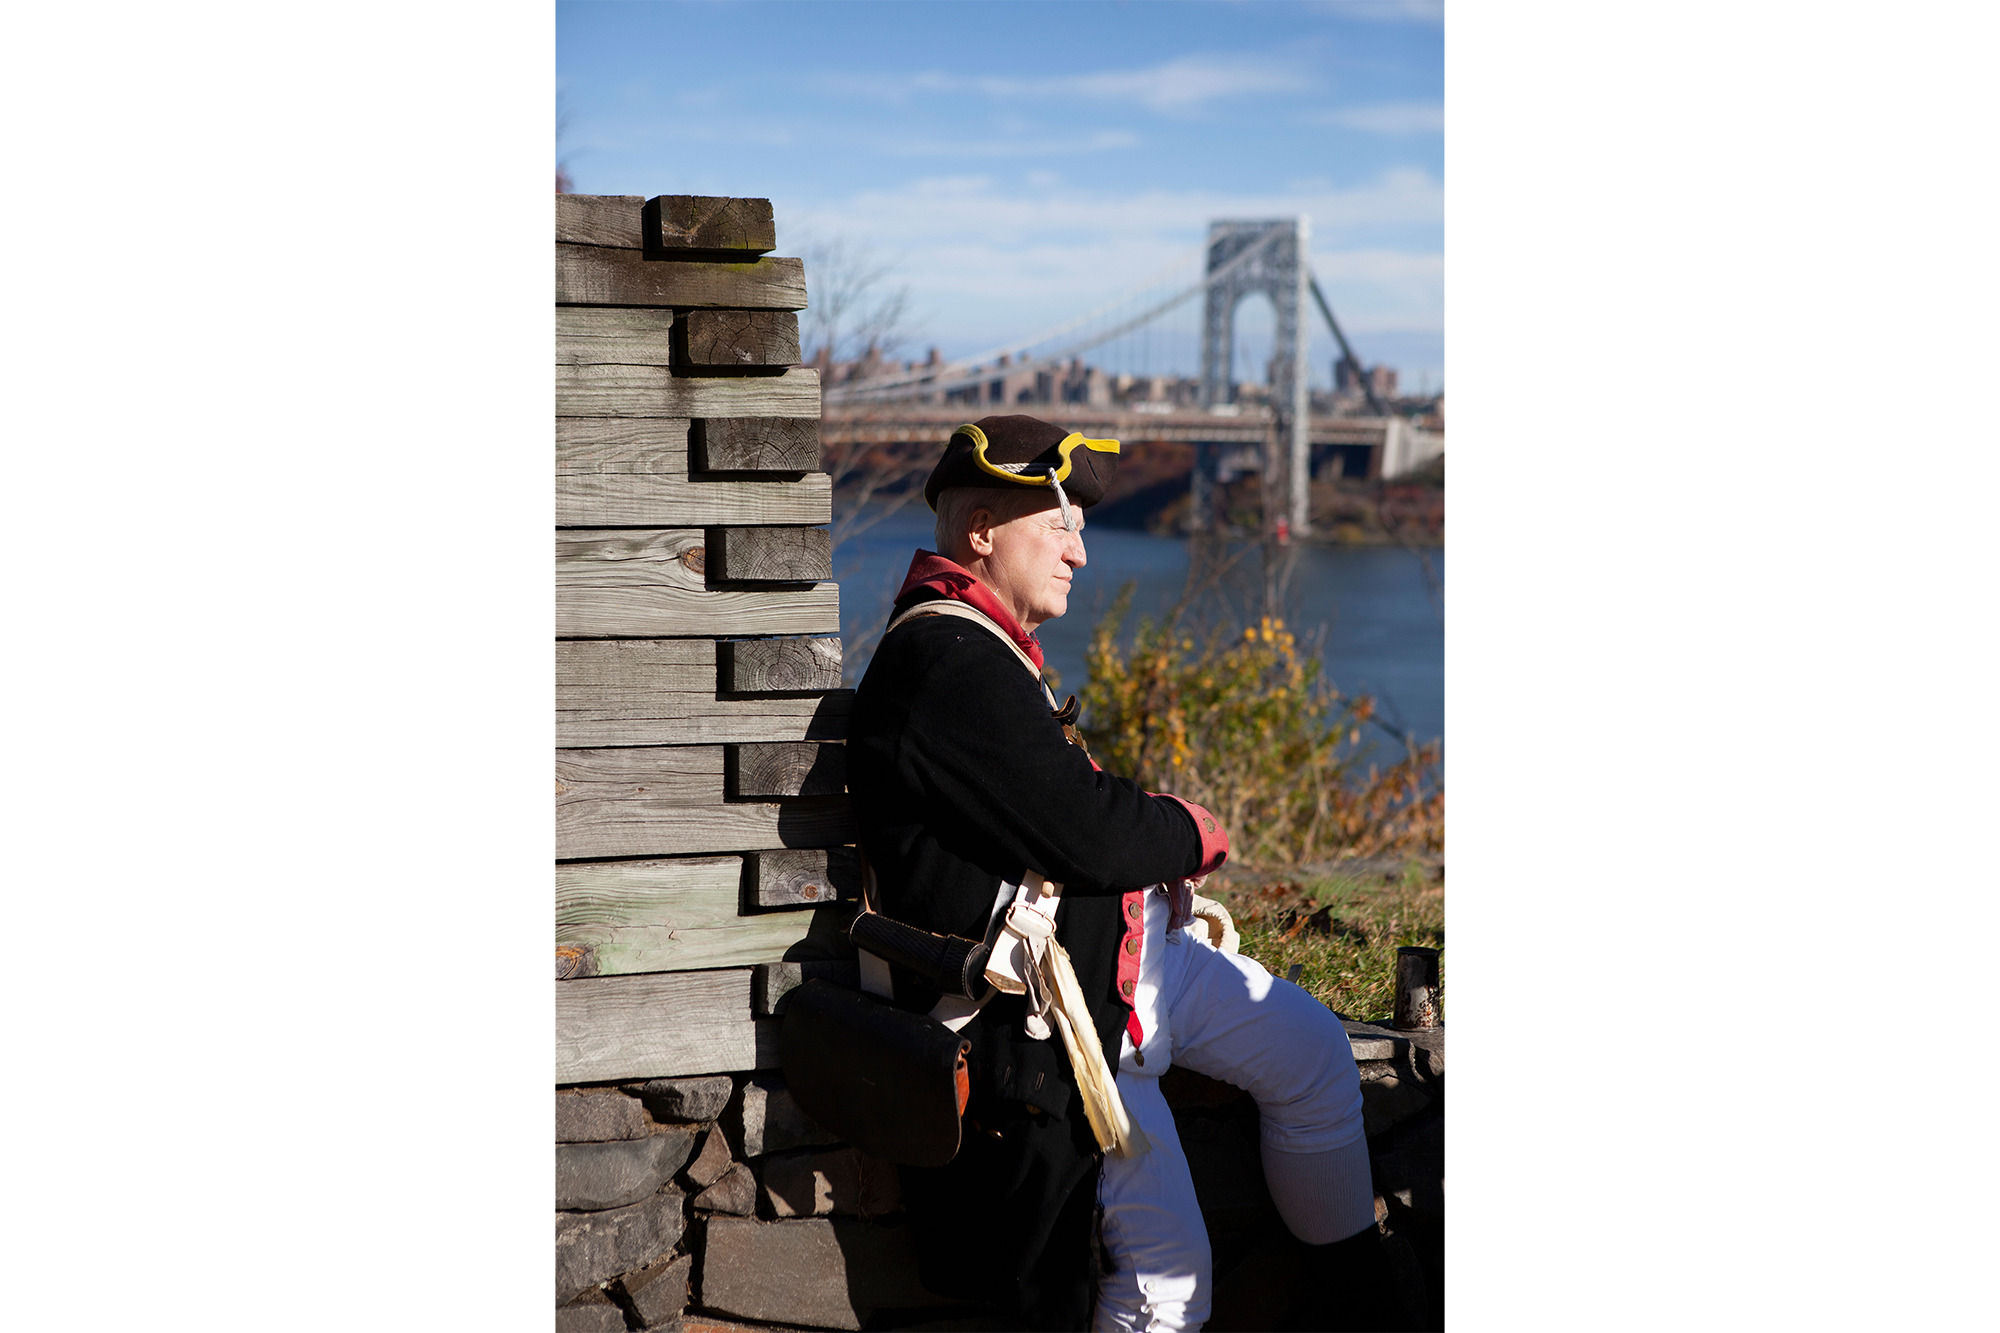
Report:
966,507,996,557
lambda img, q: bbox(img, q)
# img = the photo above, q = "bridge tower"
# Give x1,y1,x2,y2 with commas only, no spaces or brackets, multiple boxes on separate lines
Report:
1196,217,1312,539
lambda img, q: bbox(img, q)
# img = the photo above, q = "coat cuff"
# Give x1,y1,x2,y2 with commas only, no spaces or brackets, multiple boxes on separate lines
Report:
1159,794,1229,876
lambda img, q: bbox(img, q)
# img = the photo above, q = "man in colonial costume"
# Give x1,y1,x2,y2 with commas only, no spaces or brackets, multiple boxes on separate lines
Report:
846,415,1401,1331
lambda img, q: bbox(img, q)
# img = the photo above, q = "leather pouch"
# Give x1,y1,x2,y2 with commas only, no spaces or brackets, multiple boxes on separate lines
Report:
779,977,972,1168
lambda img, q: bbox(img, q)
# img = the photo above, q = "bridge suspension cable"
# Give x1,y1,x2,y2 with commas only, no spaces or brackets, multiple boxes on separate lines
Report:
824,226,1288,406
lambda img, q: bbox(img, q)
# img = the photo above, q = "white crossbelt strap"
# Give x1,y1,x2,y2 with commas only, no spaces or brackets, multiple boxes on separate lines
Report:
882,595,1150,1159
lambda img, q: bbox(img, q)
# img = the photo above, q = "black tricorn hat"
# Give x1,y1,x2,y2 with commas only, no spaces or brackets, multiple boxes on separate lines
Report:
922,414,1122,511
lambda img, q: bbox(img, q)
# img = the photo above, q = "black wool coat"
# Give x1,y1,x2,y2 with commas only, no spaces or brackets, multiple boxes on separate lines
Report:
845,598,1208,1329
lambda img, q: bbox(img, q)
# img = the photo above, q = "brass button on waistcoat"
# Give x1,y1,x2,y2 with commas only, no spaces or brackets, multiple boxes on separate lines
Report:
1124,937,1141,956
1120,979,1135,998
1126,900,1142,920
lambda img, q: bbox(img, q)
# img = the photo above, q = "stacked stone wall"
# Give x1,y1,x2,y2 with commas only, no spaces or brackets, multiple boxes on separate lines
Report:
556,1019,1442,1332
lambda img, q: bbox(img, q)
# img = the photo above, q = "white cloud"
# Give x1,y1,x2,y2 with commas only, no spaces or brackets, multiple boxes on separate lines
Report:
1312,100,1443,135
829,52,1317,114
778,168,1442,353
887,129,1140,158
1301,0,1444,25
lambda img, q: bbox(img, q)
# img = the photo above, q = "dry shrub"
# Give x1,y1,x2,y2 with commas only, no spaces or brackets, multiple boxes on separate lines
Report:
1080,584,1443,867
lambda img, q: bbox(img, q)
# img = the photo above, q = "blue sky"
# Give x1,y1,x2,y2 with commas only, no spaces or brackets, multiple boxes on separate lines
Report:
558,0,1443,388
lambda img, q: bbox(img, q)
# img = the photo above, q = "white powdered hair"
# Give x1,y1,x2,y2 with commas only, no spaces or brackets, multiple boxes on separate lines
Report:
932,486,1060,562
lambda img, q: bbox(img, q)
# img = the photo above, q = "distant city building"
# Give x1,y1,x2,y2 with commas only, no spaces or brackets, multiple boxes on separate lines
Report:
1335,360,1399,400
813,343,1431,420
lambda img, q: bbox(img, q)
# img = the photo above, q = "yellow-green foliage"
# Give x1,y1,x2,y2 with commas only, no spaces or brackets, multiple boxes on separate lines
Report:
1080,584,1443,867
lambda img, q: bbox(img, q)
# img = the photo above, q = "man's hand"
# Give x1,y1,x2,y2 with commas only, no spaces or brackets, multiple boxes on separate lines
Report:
1164,876,1204,934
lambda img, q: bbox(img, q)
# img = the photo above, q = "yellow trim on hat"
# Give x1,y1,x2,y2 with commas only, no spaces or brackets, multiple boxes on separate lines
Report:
957,425,1121,487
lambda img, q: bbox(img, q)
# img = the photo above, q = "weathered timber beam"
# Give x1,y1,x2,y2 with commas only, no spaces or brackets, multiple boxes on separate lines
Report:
557,308,674,366
556,745,855,857
557,244,805,311
558,417,690,473
694,418,821,473
676,310,800,372
558,745,723,802
557,529,837,637
708,526,832,583
557,365,821,419
749,847,862,910
646,195,776,254
556,856,821,977
556,971,780,1082
718,637,842,693
728,742,845,798
557,797,855,861
557,639,851,745
557,415,830,527
558,472,830,528
557,194,647,249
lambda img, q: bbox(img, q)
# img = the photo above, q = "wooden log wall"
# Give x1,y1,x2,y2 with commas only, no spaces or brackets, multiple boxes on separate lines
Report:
555,194,858,1086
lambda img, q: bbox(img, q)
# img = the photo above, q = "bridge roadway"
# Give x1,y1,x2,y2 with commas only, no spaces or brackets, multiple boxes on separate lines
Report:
817,404,1404,449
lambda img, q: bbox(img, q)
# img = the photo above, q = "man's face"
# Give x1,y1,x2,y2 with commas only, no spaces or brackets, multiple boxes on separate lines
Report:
971,500,1088,633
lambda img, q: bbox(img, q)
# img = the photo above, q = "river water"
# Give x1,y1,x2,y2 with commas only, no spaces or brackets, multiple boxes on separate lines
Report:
832,505,1444,759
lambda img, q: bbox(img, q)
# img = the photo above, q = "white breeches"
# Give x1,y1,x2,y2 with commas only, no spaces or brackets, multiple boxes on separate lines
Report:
1091,889,1371,1333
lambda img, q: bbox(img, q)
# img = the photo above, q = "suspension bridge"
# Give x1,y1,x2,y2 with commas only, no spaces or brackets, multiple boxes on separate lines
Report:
820,217,1443,539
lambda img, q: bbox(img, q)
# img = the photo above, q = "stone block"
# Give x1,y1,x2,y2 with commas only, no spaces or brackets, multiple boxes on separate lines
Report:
683,1126,733,1189
557,1287,627,1333
615,1251,692,1329
699,1217,948,1330
724,1072,837,1158
559,1128,699,1211
638,1075,735,1124
556,1185,686,1304
558,1088,648,1143
761,1147,902,1219
693,1161,757,1215
1403,1026,1444,1081
1342,1019,1410,1063
1360,1074,1432,1140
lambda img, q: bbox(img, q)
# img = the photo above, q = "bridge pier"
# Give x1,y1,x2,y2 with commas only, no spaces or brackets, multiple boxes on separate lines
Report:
1200,217,1313,544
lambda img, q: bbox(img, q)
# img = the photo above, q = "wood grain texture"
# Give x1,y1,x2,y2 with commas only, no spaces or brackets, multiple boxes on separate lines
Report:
558,472,830,528
556,416,830,525
559,745,723,805
751,847,862,910
696,418,821,472
729,743,846,798
557,365,822,419
557,529,838,638
559,786,857,861
719,638,843,693
556,245,805,310
557,856,817,976
556,971,781,1082
558,639,852,746
557,307,674,365
557,194,646,249
647,195,776,253
678,310,800,370
558,417,690,474
557,745,852,859
710,527,832,582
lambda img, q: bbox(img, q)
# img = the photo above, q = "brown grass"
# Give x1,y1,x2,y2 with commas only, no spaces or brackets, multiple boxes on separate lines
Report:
1205,862,1444,1025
